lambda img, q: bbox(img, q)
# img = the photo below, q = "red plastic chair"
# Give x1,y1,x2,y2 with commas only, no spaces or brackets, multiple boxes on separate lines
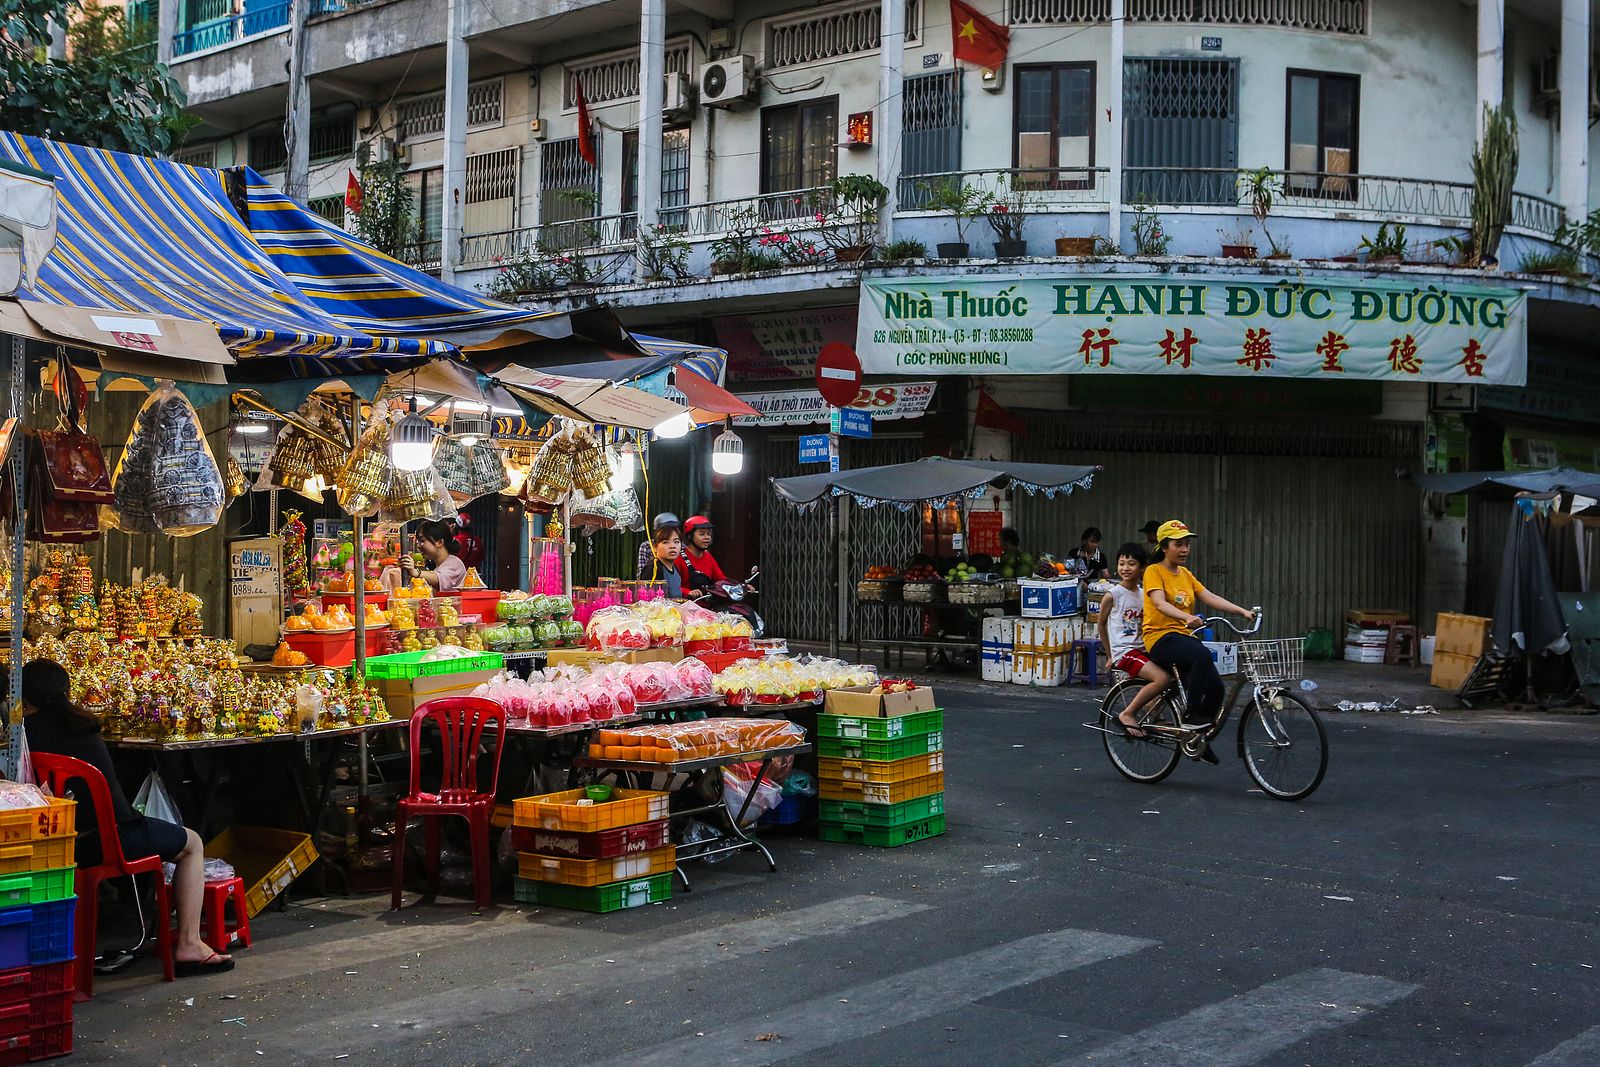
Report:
31,752,175,1000
391,697,505,910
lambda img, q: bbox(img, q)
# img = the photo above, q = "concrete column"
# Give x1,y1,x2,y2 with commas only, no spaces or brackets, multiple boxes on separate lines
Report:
1107,0,1124,246
636,0,666,269
284,0,311,201
877,0,905,241
1477,0,1504,133
1560,0,1590,221
157,0,176,65
440,0,468,281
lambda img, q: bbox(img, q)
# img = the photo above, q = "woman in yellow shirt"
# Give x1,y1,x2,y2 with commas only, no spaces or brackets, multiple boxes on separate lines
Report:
1143,520,1257,762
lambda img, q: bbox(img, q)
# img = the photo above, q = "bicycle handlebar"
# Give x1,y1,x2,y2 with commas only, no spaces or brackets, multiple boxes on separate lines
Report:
1190,607,1264,636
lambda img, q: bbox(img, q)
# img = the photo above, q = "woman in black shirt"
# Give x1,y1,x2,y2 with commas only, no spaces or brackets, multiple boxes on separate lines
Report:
21,659,234,976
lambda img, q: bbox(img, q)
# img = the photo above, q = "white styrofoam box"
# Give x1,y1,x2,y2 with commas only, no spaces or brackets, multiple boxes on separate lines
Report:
1420,635,1436,665
1013,617,1074,686
1019,578,1082,618
981,615,1020,683
1012,651,1067,686
1203,640,1239,677
1343,644,1386,663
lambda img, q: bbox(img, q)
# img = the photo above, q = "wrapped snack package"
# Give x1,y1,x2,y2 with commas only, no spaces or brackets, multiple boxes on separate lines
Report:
336,410,394,518
674,656,715,698
586,718,804,763
633,599,685,648
586,606,650,651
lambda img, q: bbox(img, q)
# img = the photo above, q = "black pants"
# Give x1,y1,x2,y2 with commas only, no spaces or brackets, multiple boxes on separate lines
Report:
1148,633,1224,724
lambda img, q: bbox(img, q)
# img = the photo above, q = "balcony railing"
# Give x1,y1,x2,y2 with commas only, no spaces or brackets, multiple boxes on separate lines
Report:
898,168,1112,210
172,0,290,56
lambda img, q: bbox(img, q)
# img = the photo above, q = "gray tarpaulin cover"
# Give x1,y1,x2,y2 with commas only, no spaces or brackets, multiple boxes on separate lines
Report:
1493,507,1571,658
771,456,1099,507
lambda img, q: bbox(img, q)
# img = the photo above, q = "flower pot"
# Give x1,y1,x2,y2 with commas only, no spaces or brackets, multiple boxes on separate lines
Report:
1221,244,1258,259
935,242,970,259
834,245,872,263
994,239,1028,258
710,260,740,276
1055,237,1096,256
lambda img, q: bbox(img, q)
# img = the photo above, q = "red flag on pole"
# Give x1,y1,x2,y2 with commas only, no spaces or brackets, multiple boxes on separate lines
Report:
344,169,364,213
949,0,1009,70
974,387,1026,436
574,76,597,167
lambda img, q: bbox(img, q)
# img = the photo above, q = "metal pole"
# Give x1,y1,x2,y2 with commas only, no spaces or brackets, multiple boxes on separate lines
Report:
350,395,367,675
1107,0,1125,248
440,0,468,281
5,336,26,780
829,495,840,659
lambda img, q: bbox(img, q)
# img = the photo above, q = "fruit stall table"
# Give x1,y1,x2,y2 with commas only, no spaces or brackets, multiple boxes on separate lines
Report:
852,585,999,672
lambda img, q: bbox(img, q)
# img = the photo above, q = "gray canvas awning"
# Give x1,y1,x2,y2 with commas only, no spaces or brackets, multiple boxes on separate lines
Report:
1411,467,1600,495
772,456,1101,507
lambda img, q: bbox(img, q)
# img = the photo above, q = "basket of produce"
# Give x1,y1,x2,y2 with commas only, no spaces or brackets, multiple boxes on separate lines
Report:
856,567,903,602
902,580,946,604
948,581,1004,606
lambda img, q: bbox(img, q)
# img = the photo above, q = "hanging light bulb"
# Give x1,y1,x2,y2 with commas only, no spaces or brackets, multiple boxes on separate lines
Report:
390,401,436,471
711,427,744,476
611,440,636,483
652,411,693,440
450,404,491,448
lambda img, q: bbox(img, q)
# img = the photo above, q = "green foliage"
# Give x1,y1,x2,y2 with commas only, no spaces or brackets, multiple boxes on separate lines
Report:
1130,201,1169,256
1470,104,1519,264
1516,247,1581,275
348,156,418,261
1358,222,1407,260
917,179,988,242
879,238,927,261
825,173,889,252
2,0,194,155
1238,166,1287,257
636,222,690,281
983,179,1032,243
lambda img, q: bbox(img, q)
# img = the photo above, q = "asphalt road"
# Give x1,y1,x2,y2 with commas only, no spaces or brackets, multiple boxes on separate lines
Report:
74,681,1600,1066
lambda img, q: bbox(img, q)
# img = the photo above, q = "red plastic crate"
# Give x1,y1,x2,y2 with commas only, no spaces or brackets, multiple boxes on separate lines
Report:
692,650,765,674
0,990,71,1040
320,591,388,612
283,629,356,667
0,965,71,1011
511,820,671,860
457,590,501,621
0,1020,71,1065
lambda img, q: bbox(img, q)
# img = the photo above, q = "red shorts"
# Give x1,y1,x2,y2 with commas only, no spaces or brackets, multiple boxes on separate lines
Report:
1114,650,1152,676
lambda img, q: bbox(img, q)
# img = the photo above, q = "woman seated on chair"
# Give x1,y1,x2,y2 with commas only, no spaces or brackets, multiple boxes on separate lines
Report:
18,659,234,976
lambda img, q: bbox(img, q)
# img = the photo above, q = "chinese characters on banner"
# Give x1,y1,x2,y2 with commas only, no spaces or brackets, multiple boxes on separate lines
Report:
714,308,859,382
967,510,1005,557
856,275,1527,385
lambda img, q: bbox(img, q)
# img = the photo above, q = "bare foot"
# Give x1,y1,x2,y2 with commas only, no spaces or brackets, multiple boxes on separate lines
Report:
1117,711,1146,738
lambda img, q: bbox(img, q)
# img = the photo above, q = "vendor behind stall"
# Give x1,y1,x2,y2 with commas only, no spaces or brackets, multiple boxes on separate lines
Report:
680,515,728,592
637,514,684,598
385,518,466,593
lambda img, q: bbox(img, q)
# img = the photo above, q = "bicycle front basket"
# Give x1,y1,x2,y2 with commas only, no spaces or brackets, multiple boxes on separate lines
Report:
1238,637,1305,684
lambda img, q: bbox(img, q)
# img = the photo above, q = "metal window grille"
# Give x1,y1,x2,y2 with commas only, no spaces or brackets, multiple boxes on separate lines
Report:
767,1,921,69
539,137,599,232
308,115,353,164
564,43,693,108
1008,0,1366,32
623,127,692,222
1123,57,1238,204
396,79,504,142
307,194,346,225
466,148,518,205
172,142,217,168
247,131,287,173
900,70,961,207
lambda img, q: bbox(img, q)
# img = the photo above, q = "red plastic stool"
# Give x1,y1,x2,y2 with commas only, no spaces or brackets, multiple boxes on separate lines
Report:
199,877,251,953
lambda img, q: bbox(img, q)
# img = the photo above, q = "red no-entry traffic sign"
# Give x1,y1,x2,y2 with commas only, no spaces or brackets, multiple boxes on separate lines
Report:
814,342,862,408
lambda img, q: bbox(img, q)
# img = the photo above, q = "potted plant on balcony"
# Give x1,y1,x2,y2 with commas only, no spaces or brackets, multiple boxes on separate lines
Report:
1470,103,1519,267
709,208,760,275
984,181,1032,258
1131,201,1170,257
1218,224,1258,259
1239,166,1289,258
876,238,927,264
919,179,987,259
825,174,889,262
636,222,690,283
1358,222,1407,264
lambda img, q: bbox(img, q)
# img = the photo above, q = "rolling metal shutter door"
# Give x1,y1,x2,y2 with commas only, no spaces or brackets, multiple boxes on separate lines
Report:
1013,414,1422,639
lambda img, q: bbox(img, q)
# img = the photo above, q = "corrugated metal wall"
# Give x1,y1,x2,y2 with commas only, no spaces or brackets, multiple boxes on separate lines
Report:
1014,413,1422,639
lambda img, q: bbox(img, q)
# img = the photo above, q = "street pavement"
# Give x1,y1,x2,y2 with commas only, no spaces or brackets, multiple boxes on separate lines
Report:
73,679,1600,1066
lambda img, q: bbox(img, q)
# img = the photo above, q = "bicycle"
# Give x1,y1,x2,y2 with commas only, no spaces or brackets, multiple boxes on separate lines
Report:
1084,612,1329,801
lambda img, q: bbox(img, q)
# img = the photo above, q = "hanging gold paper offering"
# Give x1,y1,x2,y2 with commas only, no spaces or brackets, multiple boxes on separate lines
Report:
337,412,393,517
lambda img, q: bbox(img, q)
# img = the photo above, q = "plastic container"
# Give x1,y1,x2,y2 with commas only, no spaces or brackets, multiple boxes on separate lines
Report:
204,827,318,918
820,793,944,828
516,846,675,888
758,794,815,826
0,871,73,912
512,872,673,912
0,801,75,849
0,984,71,1041
818,751,944,785
819,813,946,847
583,784,613,803
320,591,387,612
818,772,944,806
816,730,944,762
283,629,357,668
511,820,671,860
0,962,72,1011
457,590,502,623
512,789,671,833
0,900,75,970
0,838,72,878
363,649,505,680
0,1019,71,1065
816,708,944,742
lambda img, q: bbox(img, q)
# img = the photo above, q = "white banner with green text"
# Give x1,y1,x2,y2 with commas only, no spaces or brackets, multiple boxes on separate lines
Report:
856,274,1527,385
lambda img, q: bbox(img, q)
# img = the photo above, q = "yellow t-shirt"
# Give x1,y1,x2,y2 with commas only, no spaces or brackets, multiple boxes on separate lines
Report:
1142,565,1207,651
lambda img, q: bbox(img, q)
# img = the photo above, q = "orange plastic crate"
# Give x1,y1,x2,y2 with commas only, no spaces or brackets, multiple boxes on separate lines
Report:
0,839,72,878
817,772,944,806
0,801,74,849
818,752,945,785
516,846,676,888
512,789,671,833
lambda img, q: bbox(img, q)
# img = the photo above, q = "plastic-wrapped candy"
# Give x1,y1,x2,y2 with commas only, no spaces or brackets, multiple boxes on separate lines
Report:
586,606,650,651
674,656,715,698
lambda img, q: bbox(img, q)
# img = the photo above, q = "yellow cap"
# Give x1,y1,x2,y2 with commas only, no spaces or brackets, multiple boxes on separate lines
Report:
1156,520,1195,542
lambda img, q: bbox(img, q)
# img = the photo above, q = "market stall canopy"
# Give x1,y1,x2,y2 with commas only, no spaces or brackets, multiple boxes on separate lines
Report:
772,456,1101,507
1,298,233,384
493,366,685,431
668,365,760,422
469,333,729,388
0,158,55,295
1411,467,1600,495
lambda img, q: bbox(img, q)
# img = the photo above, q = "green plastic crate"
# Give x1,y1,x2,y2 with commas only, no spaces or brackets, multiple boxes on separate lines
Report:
817,729,944,761
513,872,672,913
819,813,945,848
361,649,505,680
817,708,943,741
819,793,945,829
0,868,74,910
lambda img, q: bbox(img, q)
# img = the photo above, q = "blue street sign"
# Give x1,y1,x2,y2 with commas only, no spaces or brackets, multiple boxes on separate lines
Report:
830,407,873,439
798,434,830,463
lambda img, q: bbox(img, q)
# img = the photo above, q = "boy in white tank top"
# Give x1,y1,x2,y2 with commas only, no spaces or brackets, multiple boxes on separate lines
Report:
1096,544,1172,738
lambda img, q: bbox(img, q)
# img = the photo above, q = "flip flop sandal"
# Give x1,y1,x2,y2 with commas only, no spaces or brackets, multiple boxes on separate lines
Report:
1116,716,1147,739
174,953,235,977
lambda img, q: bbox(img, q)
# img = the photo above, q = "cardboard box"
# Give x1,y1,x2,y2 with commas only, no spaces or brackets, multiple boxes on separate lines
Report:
1434,612,1491,657
980,616,1018,683
1011,651,1067,686
1203,640,1238,676
1345,609,1409,628
1019,579,1082,618
822,685,937,718
1430,649,1478,690
373,667,501,718
1343,644,1386,664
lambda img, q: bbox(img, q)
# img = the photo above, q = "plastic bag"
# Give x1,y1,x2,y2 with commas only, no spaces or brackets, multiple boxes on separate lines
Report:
132,771,181,825
721,765,782,827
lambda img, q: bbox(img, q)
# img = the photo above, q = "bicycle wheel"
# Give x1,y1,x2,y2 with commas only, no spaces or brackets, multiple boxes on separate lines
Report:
1237,690,1327,801
1100,680,1181,784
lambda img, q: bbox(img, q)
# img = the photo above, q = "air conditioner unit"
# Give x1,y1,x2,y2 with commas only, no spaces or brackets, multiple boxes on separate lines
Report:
700,55,756,108
1535,54,1560,98
664,71,694,119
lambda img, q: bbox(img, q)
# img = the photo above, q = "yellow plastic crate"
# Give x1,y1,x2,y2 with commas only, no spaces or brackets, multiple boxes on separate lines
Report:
516,846,676,888
817,772,944,806
818,751,944,785
206,826,319,918
0,837,73,877
513,789,671,833
0,799,75,847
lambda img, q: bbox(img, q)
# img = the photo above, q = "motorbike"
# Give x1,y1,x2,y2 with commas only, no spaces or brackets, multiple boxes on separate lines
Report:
692,566,764,638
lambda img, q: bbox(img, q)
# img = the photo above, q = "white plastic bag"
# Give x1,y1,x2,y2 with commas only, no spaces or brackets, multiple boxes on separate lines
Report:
720,767,782,827
132,771,181,825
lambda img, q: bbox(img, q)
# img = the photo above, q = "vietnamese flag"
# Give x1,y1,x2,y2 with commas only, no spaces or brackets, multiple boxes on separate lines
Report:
950,0,1009,70
344,169,364,213
574,75,597,167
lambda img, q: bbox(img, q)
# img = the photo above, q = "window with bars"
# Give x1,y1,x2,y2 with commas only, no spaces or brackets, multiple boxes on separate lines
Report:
1012,64,1095,189
172,142,217,168
539,137,600,233
395,79,505,143
247,115,352,172
901,70,961,207
1007,0,1366,33
766,1,921,68
307,195,346,225
563,43,693,108
623,127,692,227
465,147,519,236
761,98,838,196
1124,56,1239,204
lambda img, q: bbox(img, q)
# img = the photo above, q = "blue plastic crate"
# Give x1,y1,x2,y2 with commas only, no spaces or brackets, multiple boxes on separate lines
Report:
758,794,816,826
0,899,75,971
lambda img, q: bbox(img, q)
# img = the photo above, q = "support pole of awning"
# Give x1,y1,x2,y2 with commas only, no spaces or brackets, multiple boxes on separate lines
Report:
232,391,346,449
4,332,25,779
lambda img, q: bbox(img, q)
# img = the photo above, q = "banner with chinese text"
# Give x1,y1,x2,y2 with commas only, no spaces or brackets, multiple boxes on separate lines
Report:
857,275,1526,385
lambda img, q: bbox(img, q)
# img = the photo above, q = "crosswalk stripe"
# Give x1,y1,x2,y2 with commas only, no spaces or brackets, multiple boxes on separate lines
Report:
593,927,1157,1067
282,894,931,1058
1055,967,1418,1066
1525,1026,1600,1066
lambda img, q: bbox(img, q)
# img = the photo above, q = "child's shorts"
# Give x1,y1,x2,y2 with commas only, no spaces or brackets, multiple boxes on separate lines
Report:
1115,650,1153,676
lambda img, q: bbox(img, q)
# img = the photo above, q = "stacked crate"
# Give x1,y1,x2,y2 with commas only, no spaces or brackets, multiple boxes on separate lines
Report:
511,788,674,913
0,796,77,1065
816,694,945,847
1431,612,1492,690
